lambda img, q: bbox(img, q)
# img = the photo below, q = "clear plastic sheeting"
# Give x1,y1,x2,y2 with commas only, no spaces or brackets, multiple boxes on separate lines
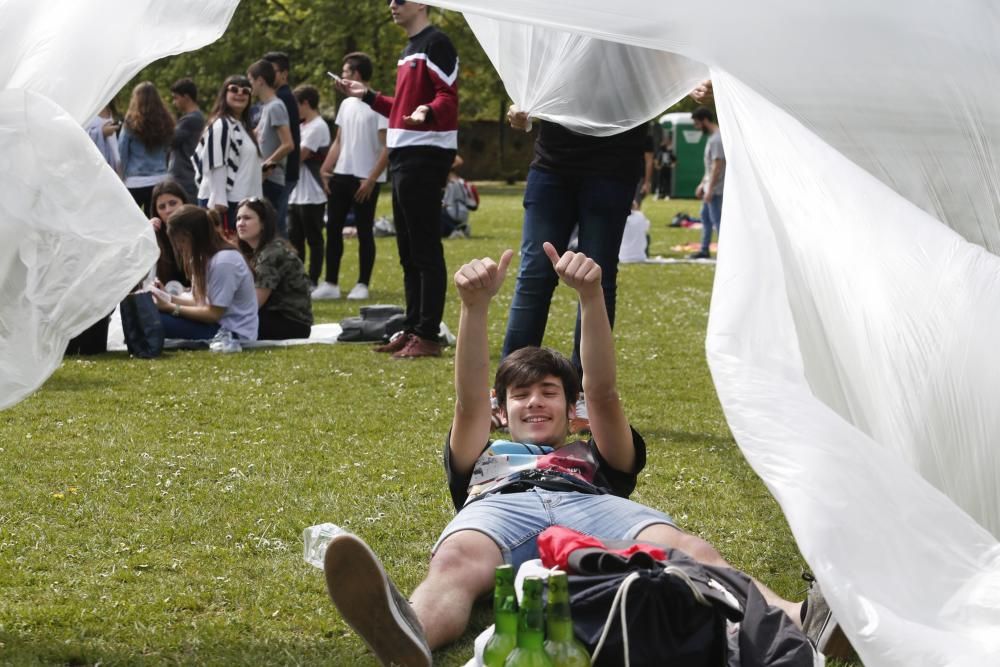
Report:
0,0,239,409
464,14,707,137
426,1,1000,664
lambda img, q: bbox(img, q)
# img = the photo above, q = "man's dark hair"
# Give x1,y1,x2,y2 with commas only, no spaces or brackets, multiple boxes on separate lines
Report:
494,347,581,410
342,52,374,82
262,51,290,74
691,106,715,123
293,85,320,110
169,78,198,102
248,60,276,88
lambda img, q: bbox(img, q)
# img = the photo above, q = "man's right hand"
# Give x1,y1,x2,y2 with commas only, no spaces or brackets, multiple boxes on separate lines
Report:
454,250,513,308
335,78,367,99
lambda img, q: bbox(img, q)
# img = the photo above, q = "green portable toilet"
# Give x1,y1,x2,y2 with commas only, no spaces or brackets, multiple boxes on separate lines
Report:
658,112,707,198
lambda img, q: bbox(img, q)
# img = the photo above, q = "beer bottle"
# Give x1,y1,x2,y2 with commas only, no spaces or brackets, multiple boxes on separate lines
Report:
544,572,591,667
504,576,553,667
494,564,516,605
484,593,519,667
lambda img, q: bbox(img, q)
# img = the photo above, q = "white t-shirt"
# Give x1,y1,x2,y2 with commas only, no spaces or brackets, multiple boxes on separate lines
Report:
290,115,331,206
334,97,388,182
618,210,650,263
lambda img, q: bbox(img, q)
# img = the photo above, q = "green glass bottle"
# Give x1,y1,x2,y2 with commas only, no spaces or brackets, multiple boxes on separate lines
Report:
504,577,554,667
484,593,519,667
544,572,591,666
494,564,516,607
484,565,519,667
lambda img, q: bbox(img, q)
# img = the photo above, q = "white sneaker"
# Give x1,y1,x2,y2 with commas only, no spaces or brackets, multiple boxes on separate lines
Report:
346,283,370,300
312,283,341,300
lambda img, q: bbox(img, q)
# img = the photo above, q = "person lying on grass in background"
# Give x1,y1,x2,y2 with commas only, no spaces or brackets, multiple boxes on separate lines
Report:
320,244,849,666
235,197,314,340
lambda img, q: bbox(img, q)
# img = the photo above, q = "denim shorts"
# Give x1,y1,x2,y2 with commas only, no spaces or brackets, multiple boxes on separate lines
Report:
432,488,675,571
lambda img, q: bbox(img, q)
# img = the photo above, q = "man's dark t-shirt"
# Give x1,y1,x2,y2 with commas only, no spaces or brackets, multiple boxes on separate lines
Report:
531,121,648,184
444,428,647,512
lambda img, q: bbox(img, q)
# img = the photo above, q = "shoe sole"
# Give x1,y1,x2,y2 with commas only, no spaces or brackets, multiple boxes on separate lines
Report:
323,535,431,667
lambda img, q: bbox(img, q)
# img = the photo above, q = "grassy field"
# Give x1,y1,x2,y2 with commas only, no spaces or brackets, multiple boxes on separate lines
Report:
0,188,834,665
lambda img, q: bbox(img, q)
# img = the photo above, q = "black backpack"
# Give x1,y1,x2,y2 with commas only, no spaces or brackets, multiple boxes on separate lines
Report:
566,544,818,667
119,292,164,358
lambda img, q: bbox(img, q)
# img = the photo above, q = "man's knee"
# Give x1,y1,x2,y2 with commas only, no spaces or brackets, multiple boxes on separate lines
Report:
636,523,729,568
428,530,503,590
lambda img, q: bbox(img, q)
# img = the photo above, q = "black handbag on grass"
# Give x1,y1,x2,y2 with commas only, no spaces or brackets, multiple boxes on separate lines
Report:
119,292,164,358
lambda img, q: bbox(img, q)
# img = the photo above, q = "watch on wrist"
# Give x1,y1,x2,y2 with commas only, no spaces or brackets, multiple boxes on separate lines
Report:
172,303,181,317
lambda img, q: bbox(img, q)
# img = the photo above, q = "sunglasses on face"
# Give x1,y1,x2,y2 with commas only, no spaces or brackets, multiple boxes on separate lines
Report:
387,0,406,5
227,84,252,95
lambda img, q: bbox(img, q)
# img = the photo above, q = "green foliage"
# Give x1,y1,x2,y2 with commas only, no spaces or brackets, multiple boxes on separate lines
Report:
121,1,508,122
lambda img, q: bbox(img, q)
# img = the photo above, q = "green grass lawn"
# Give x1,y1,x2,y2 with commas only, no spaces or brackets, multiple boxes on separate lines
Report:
0,189,837,665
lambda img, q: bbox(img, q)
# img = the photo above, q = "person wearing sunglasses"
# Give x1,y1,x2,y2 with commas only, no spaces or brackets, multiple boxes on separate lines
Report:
334,0,458,359
192,75,263,233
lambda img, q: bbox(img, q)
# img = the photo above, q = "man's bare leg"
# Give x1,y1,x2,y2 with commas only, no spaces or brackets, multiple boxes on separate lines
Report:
635,523,803,627
410,530,503,649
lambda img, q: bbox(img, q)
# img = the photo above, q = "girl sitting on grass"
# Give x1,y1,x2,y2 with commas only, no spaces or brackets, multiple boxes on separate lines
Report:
235,198,314,340
153,205,258,342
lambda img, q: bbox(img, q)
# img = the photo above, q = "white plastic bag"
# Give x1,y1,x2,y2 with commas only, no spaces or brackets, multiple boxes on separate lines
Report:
0,0,239,408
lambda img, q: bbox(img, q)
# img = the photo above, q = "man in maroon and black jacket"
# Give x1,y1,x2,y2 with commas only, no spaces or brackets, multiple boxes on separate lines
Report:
338,0,458,358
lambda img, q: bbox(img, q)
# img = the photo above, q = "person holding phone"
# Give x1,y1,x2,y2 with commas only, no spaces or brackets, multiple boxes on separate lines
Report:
193,76,263,233
335,0,459,358
153,205,258,341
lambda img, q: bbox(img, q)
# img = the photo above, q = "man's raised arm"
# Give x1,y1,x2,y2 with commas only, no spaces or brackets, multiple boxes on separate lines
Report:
449,250,514,476
543,242,635,472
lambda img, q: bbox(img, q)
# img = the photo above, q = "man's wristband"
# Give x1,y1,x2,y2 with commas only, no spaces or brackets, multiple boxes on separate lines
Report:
362,89,378,106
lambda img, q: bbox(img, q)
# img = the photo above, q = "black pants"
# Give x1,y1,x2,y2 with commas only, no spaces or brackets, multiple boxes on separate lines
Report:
289,203,325,284
258,310,311,341
390,157,451,341
128,185,155,217
326,174,381,287
657,167,672,197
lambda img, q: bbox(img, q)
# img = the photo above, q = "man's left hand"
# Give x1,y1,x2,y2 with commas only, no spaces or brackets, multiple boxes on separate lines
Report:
403,105,429,126
543,242,602,298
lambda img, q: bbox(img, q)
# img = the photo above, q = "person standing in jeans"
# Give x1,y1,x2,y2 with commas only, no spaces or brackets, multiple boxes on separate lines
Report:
314,52,389,302
247,59,294,236
262,52,301,237
502,109,644,426
689,106,725,259
336,1,458,358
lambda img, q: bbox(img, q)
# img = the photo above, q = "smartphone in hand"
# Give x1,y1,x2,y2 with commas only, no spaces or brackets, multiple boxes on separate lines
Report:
326,71,342,83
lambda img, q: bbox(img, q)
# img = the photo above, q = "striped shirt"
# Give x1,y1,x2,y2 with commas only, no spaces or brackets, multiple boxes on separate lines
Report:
193,116,262,206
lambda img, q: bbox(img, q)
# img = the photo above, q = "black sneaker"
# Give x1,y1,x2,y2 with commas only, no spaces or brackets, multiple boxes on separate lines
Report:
688,250,712,260
323,533,432,667
801,572,855,659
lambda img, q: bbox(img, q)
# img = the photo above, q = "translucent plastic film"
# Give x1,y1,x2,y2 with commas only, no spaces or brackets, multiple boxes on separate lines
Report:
0,0,239,409
427,1,1000,663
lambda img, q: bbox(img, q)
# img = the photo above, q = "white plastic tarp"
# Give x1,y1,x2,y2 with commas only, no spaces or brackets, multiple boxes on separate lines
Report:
427,1,1000,664
0,0,240,409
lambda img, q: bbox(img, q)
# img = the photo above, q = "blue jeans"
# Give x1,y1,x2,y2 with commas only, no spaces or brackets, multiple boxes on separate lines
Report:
159,313,219,340
502,167,634,373
433,488,675,572
700,194,723,253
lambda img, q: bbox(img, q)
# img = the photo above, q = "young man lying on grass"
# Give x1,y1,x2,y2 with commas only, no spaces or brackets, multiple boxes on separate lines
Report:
322,243,847,666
